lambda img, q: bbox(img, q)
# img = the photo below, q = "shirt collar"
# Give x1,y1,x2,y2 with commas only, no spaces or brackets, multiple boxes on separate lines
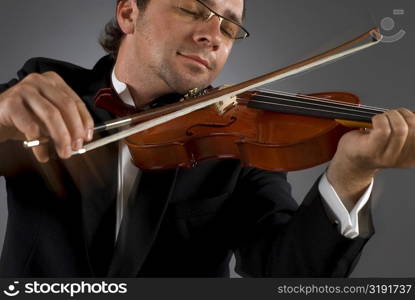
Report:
111,68,136,107
111,68,186,110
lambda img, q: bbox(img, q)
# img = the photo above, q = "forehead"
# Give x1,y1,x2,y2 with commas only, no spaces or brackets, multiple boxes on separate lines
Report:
201,0,244,23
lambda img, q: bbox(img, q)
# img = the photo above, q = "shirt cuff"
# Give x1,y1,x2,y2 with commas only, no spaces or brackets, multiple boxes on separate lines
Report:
318,172,373,239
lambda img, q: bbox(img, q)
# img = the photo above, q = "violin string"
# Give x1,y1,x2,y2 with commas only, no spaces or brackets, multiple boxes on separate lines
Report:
280,92,385,113
277,91,387,113
255,91,379,116
249,99,375,121
253,95,376,118
256,88,388,113
248,98,375,122
251,93,378,119
256,88,387,113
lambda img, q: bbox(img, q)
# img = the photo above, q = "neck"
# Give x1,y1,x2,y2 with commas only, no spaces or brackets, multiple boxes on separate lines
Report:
114,50,174,109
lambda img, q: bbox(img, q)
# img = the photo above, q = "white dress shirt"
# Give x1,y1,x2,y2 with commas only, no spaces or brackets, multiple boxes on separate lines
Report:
111,70,373,241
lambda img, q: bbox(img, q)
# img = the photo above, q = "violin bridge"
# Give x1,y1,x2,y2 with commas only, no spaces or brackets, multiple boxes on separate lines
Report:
214,84,237,115
183,85,237,115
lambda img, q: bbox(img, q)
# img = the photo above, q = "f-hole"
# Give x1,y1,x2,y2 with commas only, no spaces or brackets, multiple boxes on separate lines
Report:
186,116,237,136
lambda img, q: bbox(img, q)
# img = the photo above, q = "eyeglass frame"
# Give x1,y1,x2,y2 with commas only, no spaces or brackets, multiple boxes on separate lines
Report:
184,0,250,40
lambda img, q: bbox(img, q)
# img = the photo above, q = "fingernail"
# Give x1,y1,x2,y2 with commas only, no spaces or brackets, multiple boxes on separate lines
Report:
87,129,94,141
39,157,49,164
64,146,73,159
73,138,83,150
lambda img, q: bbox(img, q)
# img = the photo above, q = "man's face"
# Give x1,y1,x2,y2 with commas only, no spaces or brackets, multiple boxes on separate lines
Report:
127,0,244,94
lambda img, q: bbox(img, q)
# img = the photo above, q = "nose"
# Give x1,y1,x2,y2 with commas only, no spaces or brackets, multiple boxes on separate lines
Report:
192,15,224,50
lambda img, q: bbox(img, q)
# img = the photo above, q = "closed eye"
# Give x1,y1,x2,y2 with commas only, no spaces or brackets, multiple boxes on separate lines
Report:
179,7,200,17
221,28,233,39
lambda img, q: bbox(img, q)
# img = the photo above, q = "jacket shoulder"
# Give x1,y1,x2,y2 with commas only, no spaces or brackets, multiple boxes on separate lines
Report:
20,57,89,73
3,56,114,94
18,57,94,88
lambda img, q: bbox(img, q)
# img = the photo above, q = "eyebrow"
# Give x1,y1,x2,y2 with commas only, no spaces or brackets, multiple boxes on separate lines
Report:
201,0,243,24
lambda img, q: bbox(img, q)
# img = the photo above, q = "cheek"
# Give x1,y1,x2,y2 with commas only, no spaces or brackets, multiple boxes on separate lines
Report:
151,27,183,59
215,47,232,71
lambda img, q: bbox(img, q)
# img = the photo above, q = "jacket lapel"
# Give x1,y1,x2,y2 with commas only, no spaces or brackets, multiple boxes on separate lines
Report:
107,168,179,277
70,56,120,275
63,93,118,275
71,55,181,276
78,77,122,274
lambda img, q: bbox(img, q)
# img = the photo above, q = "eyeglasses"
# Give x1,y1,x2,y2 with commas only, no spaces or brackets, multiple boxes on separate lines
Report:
175,0,250,40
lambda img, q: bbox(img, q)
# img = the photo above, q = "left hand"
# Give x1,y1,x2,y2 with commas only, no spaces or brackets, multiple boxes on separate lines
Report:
327,108,415,204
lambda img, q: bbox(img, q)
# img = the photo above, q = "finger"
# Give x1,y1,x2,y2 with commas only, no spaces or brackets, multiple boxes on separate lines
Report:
76,101,95,141
369,113,392,156
37,86,85,150
21,89,72,159
397,108,415,128
8,100,50,162
382,110,408,164
40,72,89,148
396,108,415,166
43,72,94,140
30,139,50,163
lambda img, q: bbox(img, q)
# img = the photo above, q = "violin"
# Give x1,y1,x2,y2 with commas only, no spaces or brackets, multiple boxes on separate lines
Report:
24,28,384,171
124,90,377,171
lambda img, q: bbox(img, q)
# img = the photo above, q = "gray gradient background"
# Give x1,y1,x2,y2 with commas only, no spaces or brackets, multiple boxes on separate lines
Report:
0,0,414,277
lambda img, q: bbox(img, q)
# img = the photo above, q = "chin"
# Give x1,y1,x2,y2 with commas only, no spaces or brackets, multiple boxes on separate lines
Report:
173,76,211,94
162,64,213,94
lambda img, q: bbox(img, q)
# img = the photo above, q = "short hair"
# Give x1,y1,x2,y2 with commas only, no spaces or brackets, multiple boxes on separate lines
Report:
99,0,246,58
99,0,150,57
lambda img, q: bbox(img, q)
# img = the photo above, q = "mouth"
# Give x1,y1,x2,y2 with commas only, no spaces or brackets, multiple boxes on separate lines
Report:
178,52,211,70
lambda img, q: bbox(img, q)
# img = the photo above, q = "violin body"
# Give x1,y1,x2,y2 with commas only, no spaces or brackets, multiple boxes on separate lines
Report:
125,91,360,171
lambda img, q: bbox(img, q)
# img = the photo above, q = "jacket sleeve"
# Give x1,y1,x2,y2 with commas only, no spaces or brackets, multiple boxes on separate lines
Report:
230,167,373,277
0,58,43,93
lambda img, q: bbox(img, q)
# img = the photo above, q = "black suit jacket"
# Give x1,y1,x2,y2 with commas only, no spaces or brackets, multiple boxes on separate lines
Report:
0,56,372,277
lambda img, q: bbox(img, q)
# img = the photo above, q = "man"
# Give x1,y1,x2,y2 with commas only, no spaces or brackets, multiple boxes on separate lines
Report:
0,0,414,277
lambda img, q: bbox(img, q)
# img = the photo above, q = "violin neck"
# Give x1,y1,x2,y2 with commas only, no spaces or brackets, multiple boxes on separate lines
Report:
245,90,384,128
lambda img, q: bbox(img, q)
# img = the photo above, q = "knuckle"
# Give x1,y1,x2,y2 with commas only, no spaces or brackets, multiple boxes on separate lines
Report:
18,83,36,96
27,123,41,137
44,105,61,121
25,73,43,83
383,127,392,137
43,71,62,85
372,114,384,123
393,125,408,137
43,71,59,79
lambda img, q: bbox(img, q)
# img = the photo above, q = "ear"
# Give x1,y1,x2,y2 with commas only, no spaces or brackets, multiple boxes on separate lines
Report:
116,0,139,34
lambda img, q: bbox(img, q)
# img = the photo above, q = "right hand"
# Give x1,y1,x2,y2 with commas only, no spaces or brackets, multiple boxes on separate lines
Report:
0,71,94,163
